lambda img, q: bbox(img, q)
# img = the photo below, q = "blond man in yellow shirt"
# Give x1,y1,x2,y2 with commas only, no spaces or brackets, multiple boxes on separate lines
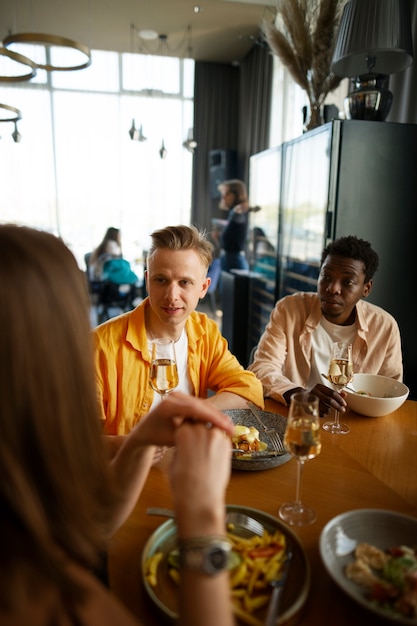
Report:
94,225,264,439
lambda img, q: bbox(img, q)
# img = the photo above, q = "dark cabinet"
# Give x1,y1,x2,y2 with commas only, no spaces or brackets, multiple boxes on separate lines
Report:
242,119,417,397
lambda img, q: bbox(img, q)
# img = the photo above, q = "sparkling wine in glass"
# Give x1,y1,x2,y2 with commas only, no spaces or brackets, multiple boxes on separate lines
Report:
322,341,353,434
149,338,179,400
279,392,321,526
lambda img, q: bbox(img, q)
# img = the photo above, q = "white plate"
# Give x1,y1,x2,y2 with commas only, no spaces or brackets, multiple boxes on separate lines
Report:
142,504,310,624
224,408,291,471
319,508,417,623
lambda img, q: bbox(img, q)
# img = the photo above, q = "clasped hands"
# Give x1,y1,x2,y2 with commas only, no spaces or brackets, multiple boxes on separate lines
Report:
132,391,235,463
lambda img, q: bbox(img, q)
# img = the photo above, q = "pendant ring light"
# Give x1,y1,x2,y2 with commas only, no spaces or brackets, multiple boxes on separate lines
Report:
3,32,91,71
0,47,37,81
0,103,22,122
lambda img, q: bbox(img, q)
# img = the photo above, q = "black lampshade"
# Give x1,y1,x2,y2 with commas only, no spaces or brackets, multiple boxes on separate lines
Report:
331,0,413,77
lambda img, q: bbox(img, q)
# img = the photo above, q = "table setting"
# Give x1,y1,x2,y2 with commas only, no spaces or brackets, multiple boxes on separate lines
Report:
108,388,417,625
141,504,310,625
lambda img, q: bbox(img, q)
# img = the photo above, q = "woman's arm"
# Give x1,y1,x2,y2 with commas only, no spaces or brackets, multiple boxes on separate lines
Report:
170,422,235,626
107,393,234,533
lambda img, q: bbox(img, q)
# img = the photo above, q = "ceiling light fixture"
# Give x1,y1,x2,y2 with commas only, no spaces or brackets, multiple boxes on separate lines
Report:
0,47,37,82
159,139,167,159
132,23,193,58
183,128,197,153
0,102,22,123
138,29,158,41
3,32,91,72
0,103,22,142
129,119,147,142
12,121,22,142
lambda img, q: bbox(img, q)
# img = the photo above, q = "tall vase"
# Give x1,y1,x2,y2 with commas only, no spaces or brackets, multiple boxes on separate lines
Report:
304,102,323,132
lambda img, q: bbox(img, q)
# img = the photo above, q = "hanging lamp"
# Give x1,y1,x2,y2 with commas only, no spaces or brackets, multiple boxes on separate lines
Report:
159,140,167,159
182,128,197,153
3,32,91,72
0,47,37,82
0,102,22,122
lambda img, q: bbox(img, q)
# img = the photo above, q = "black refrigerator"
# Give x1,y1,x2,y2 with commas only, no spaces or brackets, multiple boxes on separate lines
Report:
246,119,417,397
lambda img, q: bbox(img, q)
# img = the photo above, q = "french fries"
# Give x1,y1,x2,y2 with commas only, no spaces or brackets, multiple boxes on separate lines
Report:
227,528,286,623
144,550,163,587
144,526,288,625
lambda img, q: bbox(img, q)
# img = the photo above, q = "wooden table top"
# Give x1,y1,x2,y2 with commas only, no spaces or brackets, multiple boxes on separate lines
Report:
108,400,417,626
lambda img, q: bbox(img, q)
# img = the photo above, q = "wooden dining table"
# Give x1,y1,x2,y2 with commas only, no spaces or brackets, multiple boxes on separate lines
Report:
108,399,417,626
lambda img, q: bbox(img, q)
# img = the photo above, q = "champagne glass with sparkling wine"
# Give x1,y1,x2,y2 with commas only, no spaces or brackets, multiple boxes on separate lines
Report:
149,338,179,400
322,341,353,434
279,392,321,526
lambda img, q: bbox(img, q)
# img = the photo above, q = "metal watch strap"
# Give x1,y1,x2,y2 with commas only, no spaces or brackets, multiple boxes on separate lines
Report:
178,535,231,576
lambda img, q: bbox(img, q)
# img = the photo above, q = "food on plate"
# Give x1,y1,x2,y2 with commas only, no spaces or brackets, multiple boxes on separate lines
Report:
145,551,163,587
226,526,287,623
144,526,289,626
231,425,267,453
345,542,417,618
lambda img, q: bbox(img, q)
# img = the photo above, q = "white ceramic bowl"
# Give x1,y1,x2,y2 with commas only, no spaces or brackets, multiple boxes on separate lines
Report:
319,509,417,624
345,373,409,417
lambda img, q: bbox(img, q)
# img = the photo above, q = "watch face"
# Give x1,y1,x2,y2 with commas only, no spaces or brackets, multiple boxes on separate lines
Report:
207,545,229,573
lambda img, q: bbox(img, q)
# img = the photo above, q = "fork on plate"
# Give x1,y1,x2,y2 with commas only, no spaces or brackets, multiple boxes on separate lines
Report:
247,402,286,454
225,511,264,538
147,507,265,539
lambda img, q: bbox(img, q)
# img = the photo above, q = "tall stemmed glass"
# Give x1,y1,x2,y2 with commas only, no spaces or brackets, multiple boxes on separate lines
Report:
322,341,353,434
149,338,179,400
279,392,321,526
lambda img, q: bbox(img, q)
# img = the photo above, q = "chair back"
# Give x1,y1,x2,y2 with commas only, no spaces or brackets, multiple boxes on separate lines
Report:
206,258,221,313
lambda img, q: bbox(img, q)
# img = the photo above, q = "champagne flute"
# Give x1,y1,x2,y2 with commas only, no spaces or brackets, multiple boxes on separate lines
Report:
279,392,321,526
322,341,353,434
149,338,179,400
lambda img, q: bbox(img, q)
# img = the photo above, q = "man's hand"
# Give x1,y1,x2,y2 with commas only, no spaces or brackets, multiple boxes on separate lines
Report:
309,383,347,416
283,385,347,417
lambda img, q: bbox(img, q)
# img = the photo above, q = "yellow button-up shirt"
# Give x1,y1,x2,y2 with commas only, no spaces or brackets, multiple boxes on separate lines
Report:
94,299,264,434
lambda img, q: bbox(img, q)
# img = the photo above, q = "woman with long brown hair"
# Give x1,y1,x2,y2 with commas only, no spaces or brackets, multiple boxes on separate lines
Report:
0,224,234,626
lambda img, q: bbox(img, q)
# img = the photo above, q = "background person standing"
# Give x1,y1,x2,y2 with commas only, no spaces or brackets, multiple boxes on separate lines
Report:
217,179,254,272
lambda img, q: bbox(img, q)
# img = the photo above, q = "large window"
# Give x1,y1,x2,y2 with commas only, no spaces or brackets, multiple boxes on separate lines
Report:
0,50,194,267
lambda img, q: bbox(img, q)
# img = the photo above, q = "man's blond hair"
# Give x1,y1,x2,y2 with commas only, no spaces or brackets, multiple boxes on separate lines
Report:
148,225,213,270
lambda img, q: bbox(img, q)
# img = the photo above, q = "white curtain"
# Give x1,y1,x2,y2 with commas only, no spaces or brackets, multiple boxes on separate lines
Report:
268,55,349,148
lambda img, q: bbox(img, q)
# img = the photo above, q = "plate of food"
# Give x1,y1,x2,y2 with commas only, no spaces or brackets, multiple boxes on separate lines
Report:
319,509,417,623
142,504,310,625
224,408,291,471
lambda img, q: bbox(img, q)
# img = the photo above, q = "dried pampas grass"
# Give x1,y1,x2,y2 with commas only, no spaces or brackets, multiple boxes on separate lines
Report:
263,0,347,128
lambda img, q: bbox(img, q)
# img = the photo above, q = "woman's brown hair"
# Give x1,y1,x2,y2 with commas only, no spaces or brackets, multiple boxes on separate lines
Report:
0,225,117,611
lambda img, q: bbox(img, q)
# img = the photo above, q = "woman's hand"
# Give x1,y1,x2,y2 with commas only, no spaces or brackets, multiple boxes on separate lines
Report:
169,421,232,537
130,391,234,448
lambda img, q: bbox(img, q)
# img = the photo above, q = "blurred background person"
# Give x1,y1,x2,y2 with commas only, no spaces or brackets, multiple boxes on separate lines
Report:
87,227,139,325
217,179,260,273
88,227,123,281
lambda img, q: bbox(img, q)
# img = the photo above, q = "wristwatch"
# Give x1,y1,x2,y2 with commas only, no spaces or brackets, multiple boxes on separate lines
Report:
179,535,232,576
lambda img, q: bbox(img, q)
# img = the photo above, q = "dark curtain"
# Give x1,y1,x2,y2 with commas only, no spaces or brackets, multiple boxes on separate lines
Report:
191,62,239,231
238,42,273,183
191,42,273,231
388,0,417,123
